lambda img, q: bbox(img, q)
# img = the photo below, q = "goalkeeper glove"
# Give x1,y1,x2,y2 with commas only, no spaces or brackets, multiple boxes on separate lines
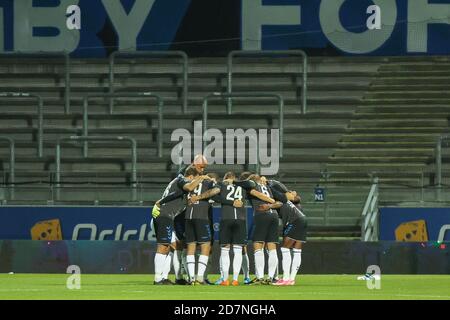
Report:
152,205,161,219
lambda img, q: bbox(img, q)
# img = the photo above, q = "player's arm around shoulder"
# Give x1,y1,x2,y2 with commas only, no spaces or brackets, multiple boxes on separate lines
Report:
249,189,276,204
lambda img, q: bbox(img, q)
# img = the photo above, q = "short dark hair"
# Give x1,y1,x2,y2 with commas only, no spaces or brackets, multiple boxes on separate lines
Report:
184,165,198,177
247,174,260,182
223,171,236,180
207,172,220,182
239,171,253,180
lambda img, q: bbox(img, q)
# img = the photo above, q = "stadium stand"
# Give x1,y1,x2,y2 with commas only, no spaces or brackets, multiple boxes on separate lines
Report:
1,55,448,238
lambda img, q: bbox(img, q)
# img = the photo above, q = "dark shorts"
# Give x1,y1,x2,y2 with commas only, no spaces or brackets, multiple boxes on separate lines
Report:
252,214,279,243
283,216,307,242
153,216,174,244
173,211,186,241
219,219,247,246
185,219,212,244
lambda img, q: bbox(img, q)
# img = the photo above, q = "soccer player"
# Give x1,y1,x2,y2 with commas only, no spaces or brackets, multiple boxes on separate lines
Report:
184,170,216,285
152,166,207,285
213,172,247,286
194,171,274,285
245,174,282,285
204,172,220,285
263,178,307,286
237,171,254,284
169,154,209,283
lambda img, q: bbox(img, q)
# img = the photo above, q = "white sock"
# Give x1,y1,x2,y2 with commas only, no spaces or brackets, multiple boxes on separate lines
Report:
220,247,230,281
232,246,243,281
162,251,173,279
173,250,182,280
290,249,302,281
274,260,279,280
186,255,196,282
281,247,292,281
181,249,187,279
268,249,278,279
219,254,223,279
254,249,265,279
242,252,250,278
154,253,167,282
197,255,209,282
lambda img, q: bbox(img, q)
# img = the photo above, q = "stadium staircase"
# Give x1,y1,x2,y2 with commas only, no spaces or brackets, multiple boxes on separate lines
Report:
327,56,450,205
3,55,447,238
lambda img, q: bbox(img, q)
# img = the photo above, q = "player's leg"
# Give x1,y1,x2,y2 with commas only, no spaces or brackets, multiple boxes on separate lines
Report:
242,212,251,284
219,244,231,285
251,215,267,284
197,242,211,284
274,237,294,286
266,243,279,282
266,215,280,283
252,241,265,283
290,241,303,285
161,237,176,283
287,216,307,285
173,240,186,284
172,213,186,284
203,207,215,285
266,242,278,283
185,219,197,284
241,245,251,284
181,242,188,281
195,219,212,284
153,216,174,285
218,220,231,285
231,220,246,286
154,244,171,284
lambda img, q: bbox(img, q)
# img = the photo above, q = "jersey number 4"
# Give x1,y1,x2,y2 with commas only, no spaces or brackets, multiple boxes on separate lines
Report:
226,185,243,201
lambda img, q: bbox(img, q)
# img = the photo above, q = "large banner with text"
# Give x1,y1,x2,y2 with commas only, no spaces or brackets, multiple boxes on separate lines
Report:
0,0,449,57
0,206,254,241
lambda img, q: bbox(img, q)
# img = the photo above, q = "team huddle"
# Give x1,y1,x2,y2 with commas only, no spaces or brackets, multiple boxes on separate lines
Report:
151,155,307,286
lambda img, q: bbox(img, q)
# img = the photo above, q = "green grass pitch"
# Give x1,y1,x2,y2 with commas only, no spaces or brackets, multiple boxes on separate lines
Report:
0,274,449,300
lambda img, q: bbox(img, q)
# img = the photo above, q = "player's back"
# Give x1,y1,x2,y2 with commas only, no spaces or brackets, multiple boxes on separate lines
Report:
218,181,247,220
185,179,214,220
250,183,277,217
160,175,186,218
279,200,305,225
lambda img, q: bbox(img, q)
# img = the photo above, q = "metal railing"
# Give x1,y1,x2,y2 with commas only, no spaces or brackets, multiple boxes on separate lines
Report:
202,92,284,158
0,52,71,114
0,137,15,199
435,134,450,201
109,50,188,113
0,92,43,157
55,136,138,201
227,50,308,114
361,177,379,241
82,92,163,158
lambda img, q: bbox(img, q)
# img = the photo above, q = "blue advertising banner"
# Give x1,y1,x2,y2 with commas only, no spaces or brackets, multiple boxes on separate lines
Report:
0,0,449,57
0,206,255,241
379,207,450,242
